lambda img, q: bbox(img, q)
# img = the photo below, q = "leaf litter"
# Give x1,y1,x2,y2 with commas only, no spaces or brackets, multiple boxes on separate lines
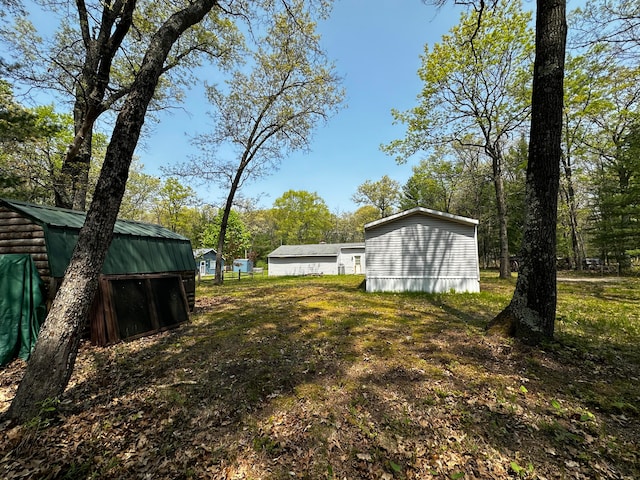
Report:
1,274,638,479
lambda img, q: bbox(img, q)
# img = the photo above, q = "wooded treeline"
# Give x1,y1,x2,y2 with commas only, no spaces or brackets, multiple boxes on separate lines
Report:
2,1,637,271
0,0,636,423
2,97,637,272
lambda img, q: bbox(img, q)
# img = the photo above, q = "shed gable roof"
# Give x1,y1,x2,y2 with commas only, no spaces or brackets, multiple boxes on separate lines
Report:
268,243,364,258
1,198,195,276
364,207,478,231
1,199,187,240
193,248,217,258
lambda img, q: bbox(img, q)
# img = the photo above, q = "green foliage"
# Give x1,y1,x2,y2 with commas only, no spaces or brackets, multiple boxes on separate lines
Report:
0,95,76,203
152,177,199,235
0,81,51,143
400,156,464,213
241,207,279,261
119,160,162,221
352,175,400,218
325,206,379,244
590,122,640,268
509,460,534,478
200,209,251,260
383,0,533,163
503,136,527,252
24,397,60,431
273,190,333,244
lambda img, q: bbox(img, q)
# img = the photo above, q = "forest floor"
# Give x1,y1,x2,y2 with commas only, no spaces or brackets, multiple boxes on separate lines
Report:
1,272,638,479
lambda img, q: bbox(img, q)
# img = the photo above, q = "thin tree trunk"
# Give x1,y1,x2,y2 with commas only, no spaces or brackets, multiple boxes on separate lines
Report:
6,0,221,424
561,154,582,269
215,160,248,285
492,155,511,278
488,0,567,344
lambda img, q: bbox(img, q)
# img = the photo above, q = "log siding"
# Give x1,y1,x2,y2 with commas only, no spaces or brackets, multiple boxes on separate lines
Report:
0,206,52,287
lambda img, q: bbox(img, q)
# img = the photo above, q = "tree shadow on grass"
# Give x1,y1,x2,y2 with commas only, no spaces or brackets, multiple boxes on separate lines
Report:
1,275,638,479
0,278,367,478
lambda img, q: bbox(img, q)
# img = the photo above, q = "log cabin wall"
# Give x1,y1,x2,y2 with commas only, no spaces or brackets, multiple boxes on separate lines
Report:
0,205,54,300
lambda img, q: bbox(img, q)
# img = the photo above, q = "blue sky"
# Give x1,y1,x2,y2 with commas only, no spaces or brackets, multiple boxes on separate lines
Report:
138,1,467,213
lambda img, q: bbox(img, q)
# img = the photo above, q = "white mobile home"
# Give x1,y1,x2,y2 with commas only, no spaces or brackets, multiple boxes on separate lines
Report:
268,243,365,276
364,207,479,293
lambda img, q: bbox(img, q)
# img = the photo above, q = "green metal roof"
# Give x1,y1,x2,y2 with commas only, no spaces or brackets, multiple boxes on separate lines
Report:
3,199,187,239
1,199,196,277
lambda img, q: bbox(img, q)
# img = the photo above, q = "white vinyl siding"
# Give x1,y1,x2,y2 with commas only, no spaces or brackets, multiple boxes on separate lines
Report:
267,243,365,276
337,247,366,274
268,256,337,276
365,211,479,293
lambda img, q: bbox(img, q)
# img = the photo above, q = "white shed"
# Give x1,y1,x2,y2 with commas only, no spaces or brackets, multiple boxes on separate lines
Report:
268,243,365,276
364,207,479,293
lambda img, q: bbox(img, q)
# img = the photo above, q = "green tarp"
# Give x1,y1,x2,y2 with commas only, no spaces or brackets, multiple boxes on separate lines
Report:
0,254,46,366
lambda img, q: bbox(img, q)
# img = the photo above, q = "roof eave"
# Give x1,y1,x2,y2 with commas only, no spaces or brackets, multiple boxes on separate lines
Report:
364,207,479,230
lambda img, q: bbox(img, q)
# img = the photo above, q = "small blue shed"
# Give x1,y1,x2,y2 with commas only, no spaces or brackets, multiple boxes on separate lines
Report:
232,258,253,273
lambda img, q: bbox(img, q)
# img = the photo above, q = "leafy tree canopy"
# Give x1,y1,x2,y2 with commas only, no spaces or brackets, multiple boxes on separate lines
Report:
352,175,401,218
200,209,251,260
273,189,333,244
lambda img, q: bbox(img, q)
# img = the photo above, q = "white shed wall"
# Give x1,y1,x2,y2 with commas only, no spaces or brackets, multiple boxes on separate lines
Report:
337,247,366,274
365,214,479,293
268,256,337,276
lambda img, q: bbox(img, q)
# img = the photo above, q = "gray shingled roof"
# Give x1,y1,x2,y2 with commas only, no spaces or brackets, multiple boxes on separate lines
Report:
268,243,364,258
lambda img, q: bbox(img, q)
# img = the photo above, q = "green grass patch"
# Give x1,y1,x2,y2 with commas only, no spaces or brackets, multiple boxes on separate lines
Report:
1,272,638,479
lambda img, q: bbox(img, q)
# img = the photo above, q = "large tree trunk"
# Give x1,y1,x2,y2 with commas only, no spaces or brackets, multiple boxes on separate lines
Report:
6,0,221,425
488,0,567,344
54,0,135,210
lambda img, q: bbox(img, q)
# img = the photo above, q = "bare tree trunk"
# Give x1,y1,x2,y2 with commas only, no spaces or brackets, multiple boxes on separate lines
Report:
488,0,567,344
492,155,511,279
56,133,93,211
6,0,221,424
214,160,248,285
561,154,582,269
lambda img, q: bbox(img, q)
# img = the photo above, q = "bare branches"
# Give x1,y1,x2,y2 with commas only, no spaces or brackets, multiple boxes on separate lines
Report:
570,0,640,62
424,0,501,61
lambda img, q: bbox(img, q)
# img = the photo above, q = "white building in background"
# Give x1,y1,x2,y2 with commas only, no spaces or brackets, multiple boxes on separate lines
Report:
267,243,365,276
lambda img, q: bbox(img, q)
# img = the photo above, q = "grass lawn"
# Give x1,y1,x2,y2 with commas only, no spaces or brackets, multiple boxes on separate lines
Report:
1,272,638,479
